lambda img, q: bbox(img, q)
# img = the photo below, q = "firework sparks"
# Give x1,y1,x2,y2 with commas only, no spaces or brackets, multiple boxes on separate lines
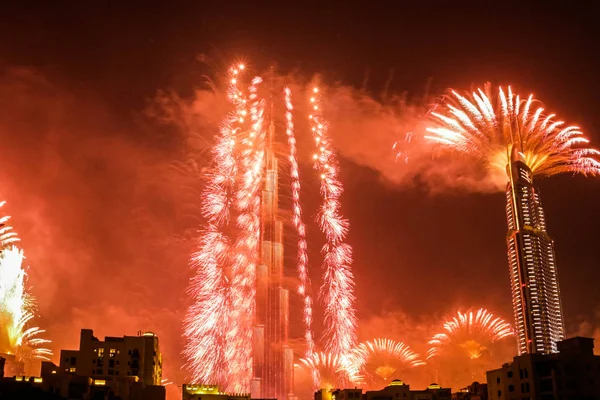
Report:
299,351,355,390
285,87,318,386
427,308,513,360
183,65,246,388
0,204,51,362
227,76,265,392
309,86,357,359
184,64,358,393
351,338,425,387
425,83,600,178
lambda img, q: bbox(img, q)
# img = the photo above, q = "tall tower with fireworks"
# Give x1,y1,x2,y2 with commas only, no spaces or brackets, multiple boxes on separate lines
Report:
506,146,565,355
251,95,294,400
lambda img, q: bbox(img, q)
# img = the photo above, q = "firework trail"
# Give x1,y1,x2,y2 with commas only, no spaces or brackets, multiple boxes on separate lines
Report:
0,202,51,363
309,86,358,359
183,65,245,387
184,64,358,392
285,87,318,386
227,76,265,392
425,83,600,178
427,308,513,360
351,338,425,388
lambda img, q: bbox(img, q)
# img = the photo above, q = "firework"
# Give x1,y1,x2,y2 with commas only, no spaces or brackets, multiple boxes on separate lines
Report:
351,338,425,388
183,64,358,394
285,87,318,386
427,308,513,360
425,83,600,178
0,207,51,362
309,86,357,359
0,201,20,249
183,65,247,388
299,351,354,390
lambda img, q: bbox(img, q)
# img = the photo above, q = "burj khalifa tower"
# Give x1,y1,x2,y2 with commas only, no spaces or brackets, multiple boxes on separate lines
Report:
251,98,294,400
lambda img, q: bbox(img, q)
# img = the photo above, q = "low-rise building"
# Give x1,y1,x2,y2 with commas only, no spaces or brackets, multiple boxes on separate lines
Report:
59,328,162,386
452,382,487,400
486,336,600,400
317,380,451,400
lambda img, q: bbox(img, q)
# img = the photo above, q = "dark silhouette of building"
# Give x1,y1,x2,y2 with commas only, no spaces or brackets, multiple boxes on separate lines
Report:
315,380,451,400
505,147,565,355
452,382,487,400
486,336,600,400
0,355,5,378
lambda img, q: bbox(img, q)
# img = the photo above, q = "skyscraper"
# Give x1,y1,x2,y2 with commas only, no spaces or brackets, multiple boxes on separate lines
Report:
505,147,566,355
251,113,294,400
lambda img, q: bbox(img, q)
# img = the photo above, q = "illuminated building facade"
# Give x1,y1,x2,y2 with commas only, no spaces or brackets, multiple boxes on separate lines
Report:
251,115,294,399
59,329,162,386
505,148,565,355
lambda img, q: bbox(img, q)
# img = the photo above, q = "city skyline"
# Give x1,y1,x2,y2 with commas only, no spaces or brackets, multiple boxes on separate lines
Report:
2,3,600,399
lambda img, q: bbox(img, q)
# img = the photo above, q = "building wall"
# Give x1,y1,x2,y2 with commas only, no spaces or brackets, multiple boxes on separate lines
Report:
59,329,162,386
486,337,600,400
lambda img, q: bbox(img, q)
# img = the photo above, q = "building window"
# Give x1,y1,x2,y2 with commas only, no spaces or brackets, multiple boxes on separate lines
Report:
508,371,513,378
109,360,115,368
524,368,529,378
108,369,114,375
509,384,514,392
69,367,76,373
497,377,501,384
525,382,530,392
98,348,104,358
498,390,502,397
70,357,77,366
109,349,116,358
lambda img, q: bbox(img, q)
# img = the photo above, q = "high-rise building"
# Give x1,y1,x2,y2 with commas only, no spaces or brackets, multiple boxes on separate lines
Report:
505,147,565,355
251,112,294,399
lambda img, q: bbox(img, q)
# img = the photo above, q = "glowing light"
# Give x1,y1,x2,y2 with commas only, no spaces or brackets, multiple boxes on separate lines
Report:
425,84,600,178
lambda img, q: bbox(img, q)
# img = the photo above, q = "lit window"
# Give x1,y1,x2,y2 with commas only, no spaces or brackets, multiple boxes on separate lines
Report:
69,367,76,373
98,348,105,357
109,349,116,358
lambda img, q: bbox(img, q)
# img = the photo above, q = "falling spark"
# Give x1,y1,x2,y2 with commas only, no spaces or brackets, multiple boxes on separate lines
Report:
425,83,600,178
427,308,513,360
309,86,357,360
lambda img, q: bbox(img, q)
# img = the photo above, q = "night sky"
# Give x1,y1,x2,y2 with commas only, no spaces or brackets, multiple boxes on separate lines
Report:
2,1,600,393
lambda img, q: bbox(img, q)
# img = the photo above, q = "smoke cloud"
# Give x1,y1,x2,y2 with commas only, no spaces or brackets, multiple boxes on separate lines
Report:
1,64,507,400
